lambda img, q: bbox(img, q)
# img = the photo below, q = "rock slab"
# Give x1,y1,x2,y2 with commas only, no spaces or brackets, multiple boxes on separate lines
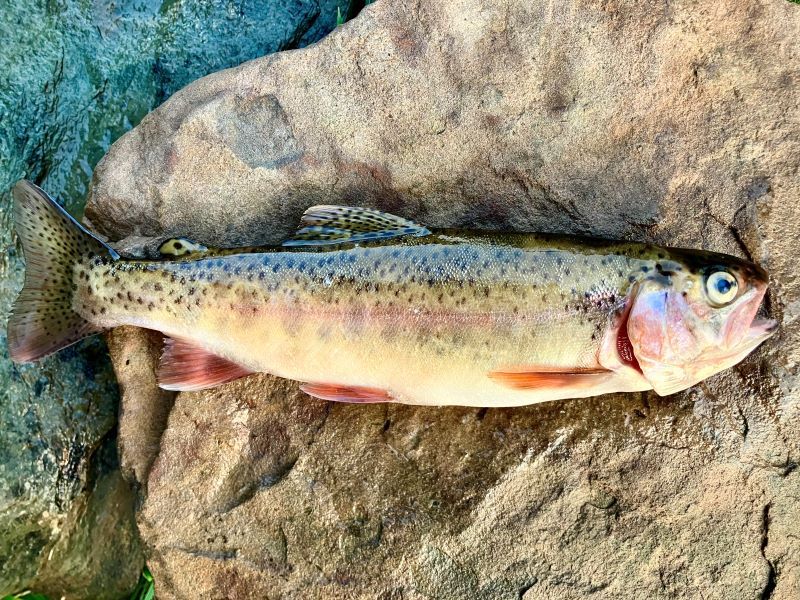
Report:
89,0,800,597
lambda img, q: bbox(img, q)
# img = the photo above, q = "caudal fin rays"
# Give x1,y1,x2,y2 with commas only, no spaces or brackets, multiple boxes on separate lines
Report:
8,180,116,362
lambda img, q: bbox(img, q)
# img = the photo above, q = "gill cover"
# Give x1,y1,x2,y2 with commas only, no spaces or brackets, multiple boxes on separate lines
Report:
626,282,699,395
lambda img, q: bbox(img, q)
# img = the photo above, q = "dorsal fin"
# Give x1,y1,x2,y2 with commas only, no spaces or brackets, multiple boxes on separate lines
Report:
283,205,431,247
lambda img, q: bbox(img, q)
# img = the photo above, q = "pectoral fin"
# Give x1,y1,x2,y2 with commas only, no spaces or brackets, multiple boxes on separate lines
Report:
489,367,612,390
300,382,394,403
158,337,253,391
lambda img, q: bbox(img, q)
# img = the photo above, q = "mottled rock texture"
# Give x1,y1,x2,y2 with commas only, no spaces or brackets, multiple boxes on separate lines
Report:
0,0,351,596
89,0,799,597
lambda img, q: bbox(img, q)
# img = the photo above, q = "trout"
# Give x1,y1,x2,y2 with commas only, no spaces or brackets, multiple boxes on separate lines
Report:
8,181,776,406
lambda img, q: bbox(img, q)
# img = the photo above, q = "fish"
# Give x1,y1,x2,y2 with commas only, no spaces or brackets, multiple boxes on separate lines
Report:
7,180,777,406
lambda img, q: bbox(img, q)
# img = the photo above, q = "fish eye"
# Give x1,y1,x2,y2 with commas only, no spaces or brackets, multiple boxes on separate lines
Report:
705,270,739,306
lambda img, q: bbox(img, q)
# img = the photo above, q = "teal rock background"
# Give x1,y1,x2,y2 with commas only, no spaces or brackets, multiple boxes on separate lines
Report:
0,0,352,596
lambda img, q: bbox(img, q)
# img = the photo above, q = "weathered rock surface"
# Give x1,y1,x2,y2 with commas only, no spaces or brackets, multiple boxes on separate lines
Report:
89,0,799,597
0,0,351,595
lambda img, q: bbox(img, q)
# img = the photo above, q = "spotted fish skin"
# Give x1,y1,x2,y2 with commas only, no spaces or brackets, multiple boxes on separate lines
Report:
9,181,775,406
77,234,649,405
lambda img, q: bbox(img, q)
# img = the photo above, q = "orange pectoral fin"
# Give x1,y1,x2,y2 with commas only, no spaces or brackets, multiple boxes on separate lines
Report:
158,337,254,391
489,367,612,390
300,382,394,403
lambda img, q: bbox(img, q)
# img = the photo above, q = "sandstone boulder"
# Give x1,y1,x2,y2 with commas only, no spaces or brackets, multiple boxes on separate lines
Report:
89,0,800,597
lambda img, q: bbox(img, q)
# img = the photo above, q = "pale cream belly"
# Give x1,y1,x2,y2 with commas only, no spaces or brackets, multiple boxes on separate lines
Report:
151,300,652,407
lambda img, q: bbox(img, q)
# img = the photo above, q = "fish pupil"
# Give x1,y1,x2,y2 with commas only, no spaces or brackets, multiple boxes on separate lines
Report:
716,278,732,294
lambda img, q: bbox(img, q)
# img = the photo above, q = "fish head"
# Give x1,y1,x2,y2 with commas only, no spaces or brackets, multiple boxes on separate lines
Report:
625,252,777,396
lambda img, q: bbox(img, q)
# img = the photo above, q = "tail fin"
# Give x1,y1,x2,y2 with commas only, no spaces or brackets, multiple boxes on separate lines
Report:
7,180,119,363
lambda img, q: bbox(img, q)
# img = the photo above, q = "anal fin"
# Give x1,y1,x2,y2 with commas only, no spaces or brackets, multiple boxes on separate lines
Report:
489,367,611,390
300,382,394,403
158,337,253,391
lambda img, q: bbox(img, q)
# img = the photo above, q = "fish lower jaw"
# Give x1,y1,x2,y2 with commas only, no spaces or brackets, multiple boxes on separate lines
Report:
720,316,777,355
747,318,778,341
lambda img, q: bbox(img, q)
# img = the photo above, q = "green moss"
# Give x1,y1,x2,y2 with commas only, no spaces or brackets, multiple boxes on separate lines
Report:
128,568,155,600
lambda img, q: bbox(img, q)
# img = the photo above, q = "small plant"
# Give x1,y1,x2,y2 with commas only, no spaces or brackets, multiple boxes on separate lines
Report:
1,567,155,600
336,0,376,27
129,567,155,600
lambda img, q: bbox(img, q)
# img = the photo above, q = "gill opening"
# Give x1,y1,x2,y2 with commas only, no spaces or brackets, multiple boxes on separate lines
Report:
616,300,643,374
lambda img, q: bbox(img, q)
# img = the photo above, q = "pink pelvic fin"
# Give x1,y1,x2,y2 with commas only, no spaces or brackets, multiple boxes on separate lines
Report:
489,367,611,390
300,382,394,403
158,337,253,391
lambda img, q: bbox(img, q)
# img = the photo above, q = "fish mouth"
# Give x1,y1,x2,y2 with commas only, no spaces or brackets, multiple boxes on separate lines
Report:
721,285,778,350
700,315,778,385
745,317,778,345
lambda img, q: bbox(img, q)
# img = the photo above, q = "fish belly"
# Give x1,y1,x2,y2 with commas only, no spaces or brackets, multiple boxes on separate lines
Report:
170,297,647,407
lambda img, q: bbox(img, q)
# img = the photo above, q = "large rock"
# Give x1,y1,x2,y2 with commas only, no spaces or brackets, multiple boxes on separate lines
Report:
0,0,350,595
88,0,799,597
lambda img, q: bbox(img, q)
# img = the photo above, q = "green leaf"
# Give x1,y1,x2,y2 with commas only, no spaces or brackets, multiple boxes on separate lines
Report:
128,566,156,600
